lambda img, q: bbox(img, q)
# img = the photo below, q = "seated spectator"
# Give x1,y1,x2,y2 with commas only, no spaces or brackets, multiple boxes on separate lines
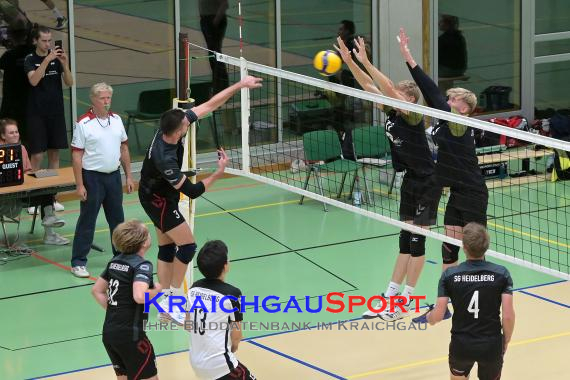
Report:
0,118,69,245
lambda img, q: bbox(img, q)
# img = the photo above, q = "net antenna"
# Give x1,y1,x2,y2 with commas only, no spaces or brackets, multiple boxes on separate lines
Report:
238,0,244,56
214,52,570,280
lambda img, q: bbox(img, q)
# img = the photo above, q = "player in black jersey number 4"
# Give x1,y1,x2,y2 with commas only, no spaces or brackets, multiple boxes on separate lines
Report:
422,223,515,380
92,220,163,380
138,75,262,324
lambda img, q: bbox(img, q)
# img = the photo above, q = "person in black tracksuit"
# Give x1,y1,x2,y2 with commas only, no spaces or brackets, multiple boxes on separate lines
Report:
335,36,442,321
398,28,488,273
422,223,515,380
92,220,162,380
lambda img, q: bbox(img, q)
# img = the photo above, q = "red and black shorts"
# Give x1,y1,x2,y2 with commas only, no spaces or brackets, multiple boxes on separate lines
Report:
103,336,157,380
139,191,186,233
217,362,256,380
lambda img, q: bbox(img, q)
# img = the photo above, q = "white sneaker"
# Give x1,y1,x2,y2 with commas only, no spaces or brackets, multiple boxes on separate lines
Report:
158,295,186,325
44,232,70,245
379,301,410,322
362,293,388,319
71,266,90,278
53,201,65,212
27,206,38,215
363,300,382,319
41,215,65,228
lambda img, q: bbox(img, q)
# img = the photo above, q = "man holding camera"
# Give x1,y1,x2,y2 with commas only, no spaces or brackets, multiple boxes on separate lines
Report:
24,25,73,174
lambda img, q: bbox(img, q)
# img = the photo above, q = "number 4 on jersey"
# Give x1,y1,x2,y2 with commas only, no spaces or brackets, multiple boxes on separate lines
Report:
467,290,480,319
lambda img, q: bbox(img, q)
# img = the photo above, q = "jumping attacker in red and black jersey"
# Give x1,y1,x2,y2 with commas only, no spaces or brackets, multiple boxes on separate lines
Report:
398,28,488,272
92,220,162,380
421,223,515,380
138,75,262,324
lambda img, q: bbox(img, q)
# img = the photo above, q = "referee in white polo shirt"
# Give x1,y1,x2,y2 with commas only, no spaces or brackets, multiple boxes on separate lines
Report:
70,83,134,278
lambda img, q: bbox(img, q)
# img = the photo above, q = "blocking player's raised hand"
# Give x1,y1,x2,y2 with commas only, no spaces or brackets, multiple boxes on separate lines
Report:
398,28,416,67
240,75,263,89
216,148,229,172
353,36,370,65
334,36,352,63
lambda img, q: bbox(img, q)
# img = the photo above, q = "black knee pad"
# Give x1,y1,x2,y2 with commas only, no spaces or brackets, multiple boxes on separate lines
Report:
176,243,197,265
410,234,426,257
399,230,412,254
158,243,176,263
442,242,460,264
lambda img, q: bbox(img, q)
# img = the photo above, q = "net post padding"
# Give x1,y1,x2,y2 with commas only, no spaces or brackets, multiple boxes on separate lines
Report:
178,32,189,101
178,99,196,293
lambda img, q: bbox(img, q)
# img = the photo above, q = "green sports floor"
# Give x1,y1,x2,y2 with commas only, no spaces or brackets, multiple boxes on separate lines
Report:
0,175,568,379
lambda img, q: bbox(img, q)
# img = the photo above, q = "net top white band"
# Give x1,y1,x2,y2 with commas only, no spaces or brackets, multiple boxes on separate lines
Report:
217,52,570,152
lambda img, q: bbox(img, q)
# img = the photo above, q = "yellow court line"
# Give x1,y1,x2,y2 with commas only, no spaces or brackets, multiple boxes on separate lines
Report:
22,197,569,252
346,331,570,379
488,221,570,250
435,207,569,252
23,198,302,245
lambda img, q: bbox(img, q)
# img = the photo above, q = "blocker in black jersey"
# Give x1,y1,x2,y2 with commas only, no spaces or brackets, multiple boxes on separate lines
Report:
99,254,158,379
397,26,488,231
384,106,438,226
406,62,488,227
439,260,513,379
138,109,205,232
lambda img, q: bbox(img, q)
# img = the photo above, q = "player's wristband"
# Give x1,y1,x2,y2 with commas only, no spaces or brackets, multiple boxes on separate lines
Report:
179,177,205,199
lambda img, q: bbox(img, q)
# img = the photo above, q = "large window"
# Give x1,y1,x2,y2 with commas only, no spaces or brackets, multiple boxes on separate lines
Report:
438,0,521,114
73,0,176,160
180,0,276,152
281,0,372,76
534,0,570,113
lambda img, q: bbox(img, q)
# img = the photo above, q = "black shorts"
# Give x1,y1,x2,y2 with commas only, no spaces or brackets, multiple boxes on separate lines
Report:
103,336,157,380
449,337,503,380
400,173,439,226
139,190,186,233
26,112,68,154
217,362,256,380
444,185,488,227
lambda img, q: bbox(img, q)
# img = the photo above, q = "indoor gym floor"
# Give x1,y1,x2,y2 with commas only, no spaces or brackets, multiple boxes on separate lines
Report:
0,175,569,380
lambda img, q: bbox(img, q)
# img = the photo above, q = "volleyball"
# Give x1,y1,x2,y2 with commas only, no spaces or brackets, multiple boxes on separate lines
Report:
313,50,342,76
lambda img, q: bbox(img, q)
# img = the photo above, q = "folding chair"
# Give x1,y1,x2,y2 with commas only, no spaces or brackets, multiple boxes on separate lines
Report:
299,130,370,212
352,125,398,195
125,88,176,152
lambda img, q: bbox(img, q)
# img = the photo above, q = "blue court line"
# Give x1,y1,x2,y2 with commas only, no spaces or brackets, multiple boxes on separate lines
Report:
426,259,438,264
247,340,347,379
512,279,566,292
518,290,570,309
31,279,569,379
